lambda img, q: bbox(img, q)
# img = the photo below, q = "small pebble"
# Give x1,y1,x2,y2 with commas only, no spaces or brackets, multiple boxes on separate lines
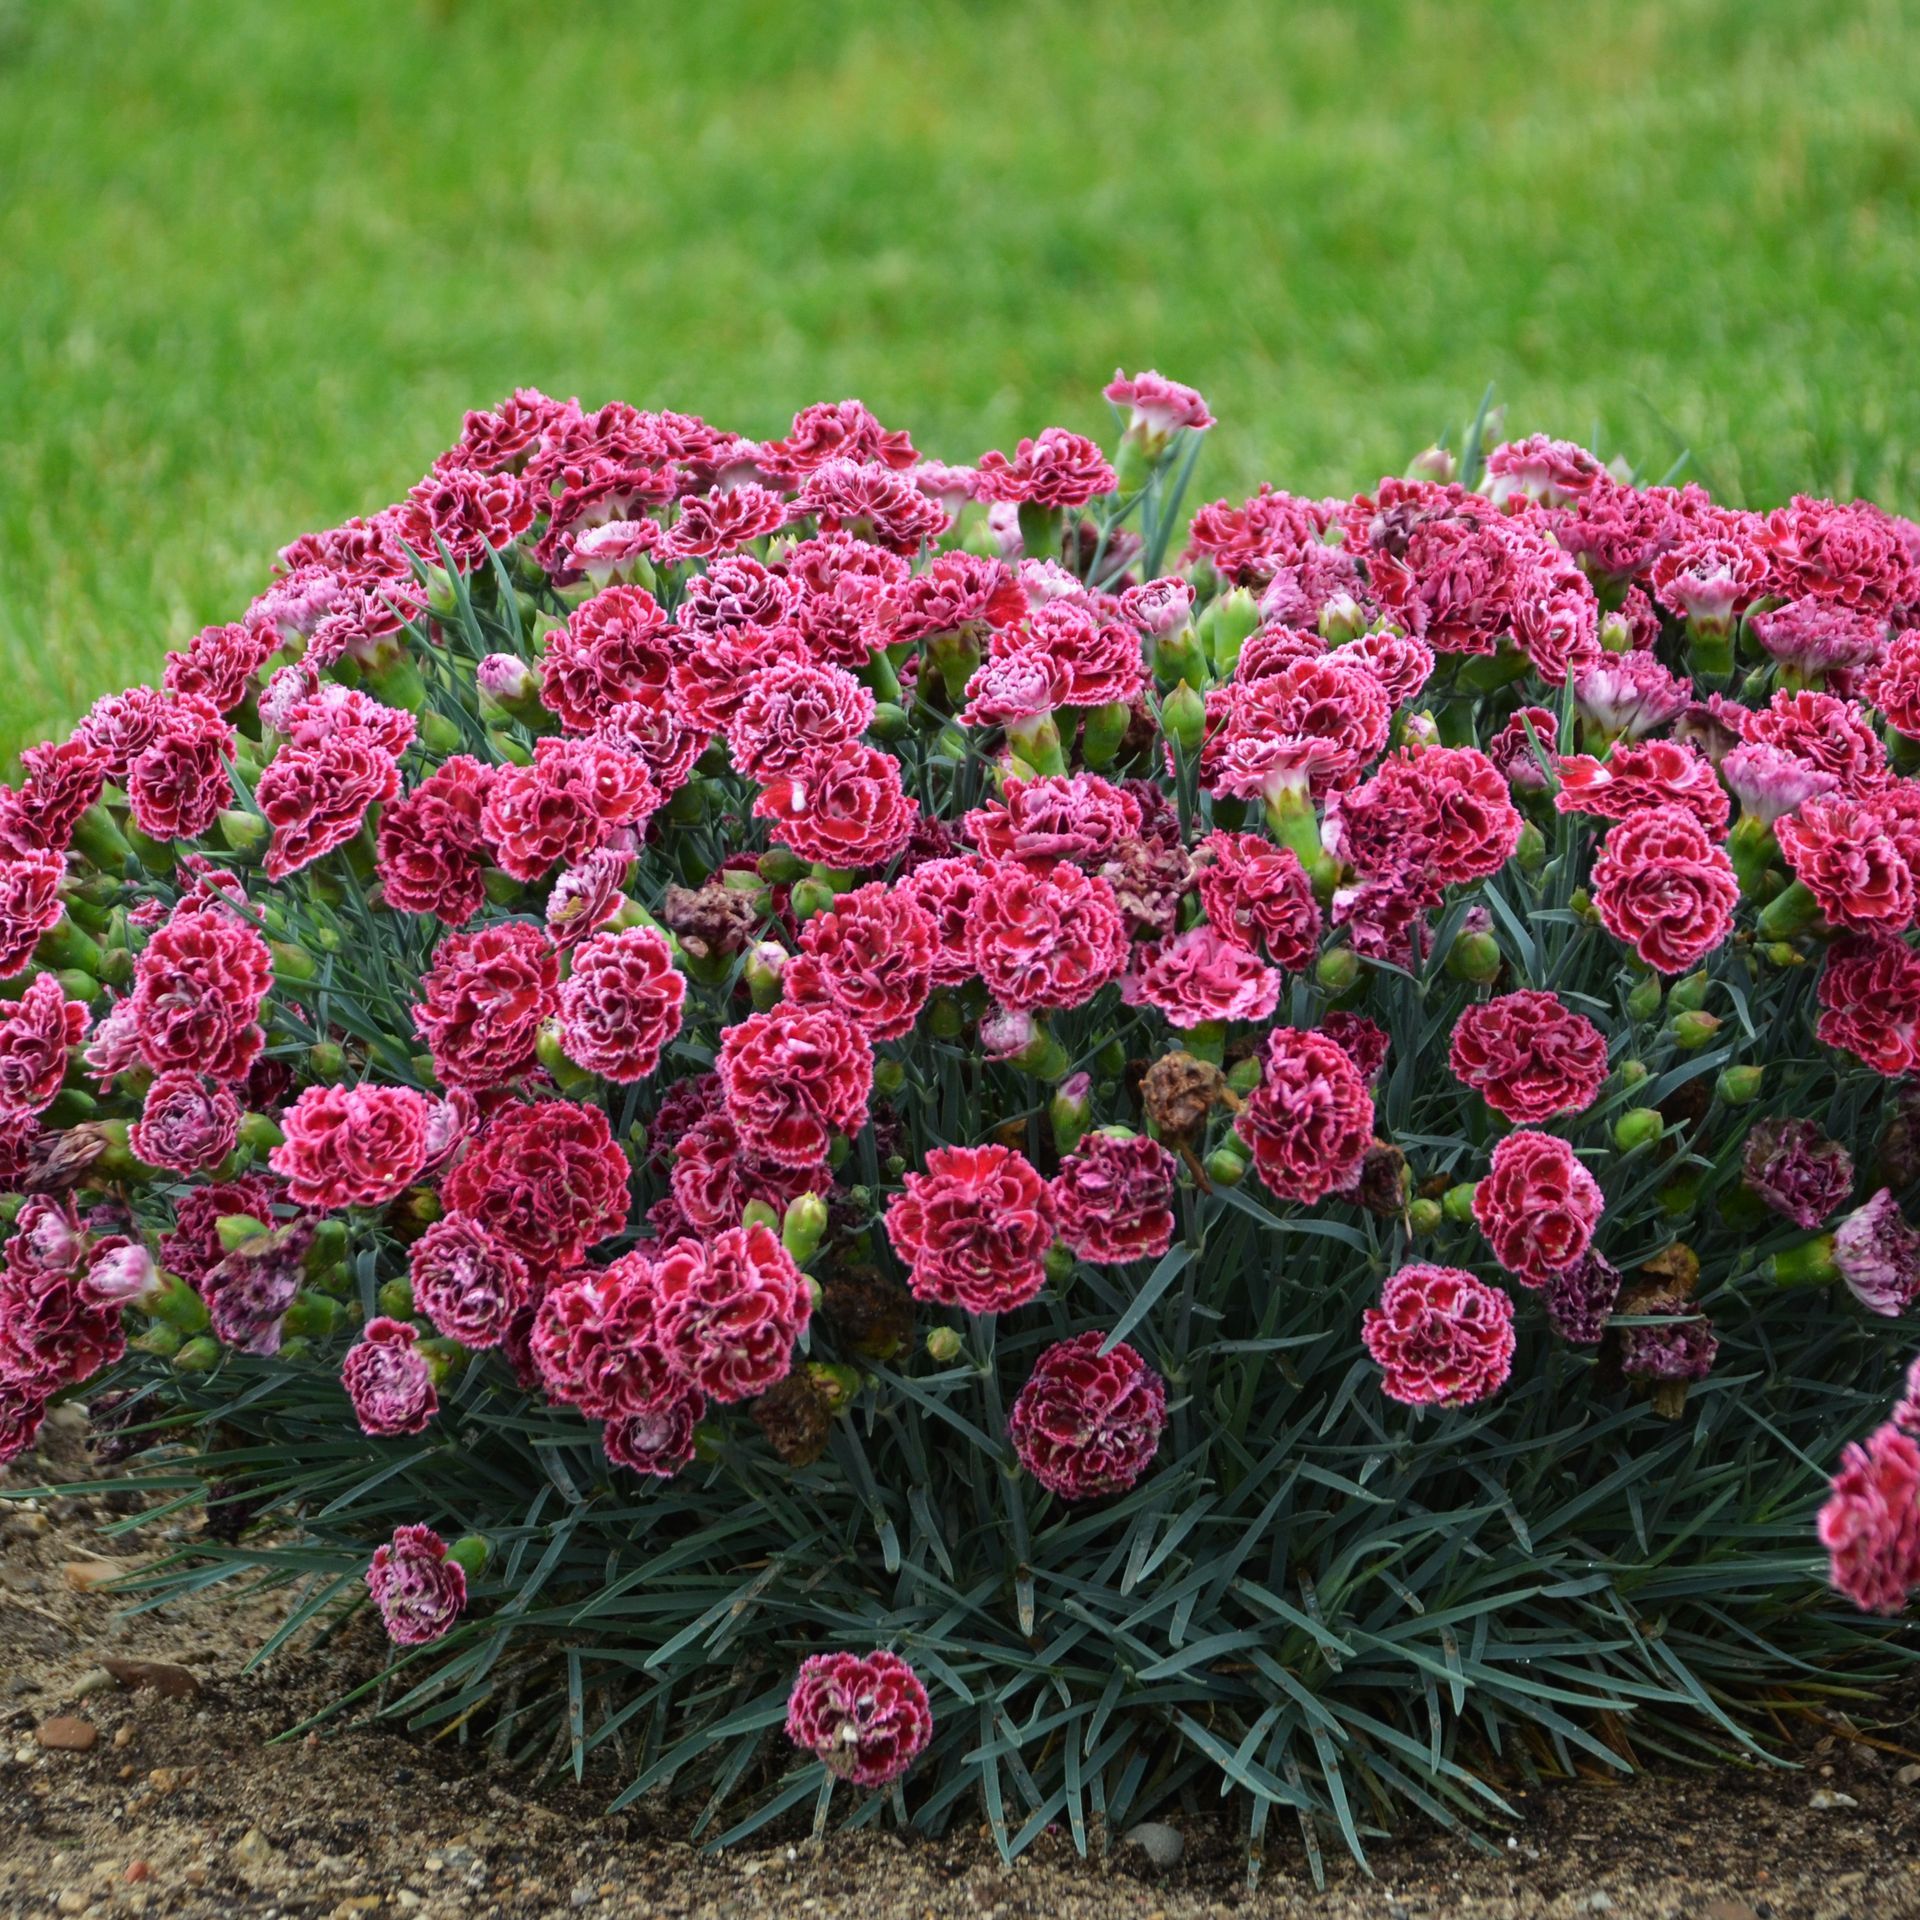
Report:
1121,1821,1184,1870
1809,1788,1860,1810
36,1716,99,1752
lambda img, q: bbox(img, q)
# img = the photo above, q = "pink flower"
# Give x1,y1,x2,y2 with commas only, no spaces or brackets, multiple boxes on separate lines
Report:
988,601,1146,710
125,696,236,843
764,400,918,477
1207,654,1392,803
413,922,559,1089
603,1383,705,1480
557,925,686,1082
539,587,675,732
409,1213,530,1350
1123,924,1280,1028
662,483,792,560
717,1002,874,1169
1589,807,1740,974
1327,746,1521,887
163,621,276,713
1817,933,1920,1075
1819,1423,1920,1615
1487,706,1562,792
396,464,533,569
885,1143,1054,1314
481,736,657,882
531,1253,678,1416
1105,369,1214,435
1050,1132,1178,1264
1572,652,1691,739
342,1317,438,1437
1553,738,1730,839
668,1109,830,1235
1777,793,1915,932
753,743,918,871
1866,629,1920,739
728,658,875,781
130,906,273,1083
1234,1027,1375,1205
1448,992,1609,1124
373,755,493,924
786,1651,933,1788
962,773,1143,869
1742,1120,1854,1230
0,737,107,857
1765,494,1920,615
651,1224,811,1403
1007,1332,1167,1499
974,428,1117,510
901,855,991,986
366,1525,468,1646
1188,485,1331,584
0,1381,48,1465
1834,1190,1920,1317
1751,595,1889,675
271,1082,435,1210
1473,1131,1603,1285
1719,742,1839,828
0,973,86,1118
1483,434,1608,506
0,849,67,979
443,1099,633,1266
1744,688,1888,792
129,1071,241,1174
796,459,950,555
1322,1010,1390,1081
1363,1264,1516,1406
784,884,936,1042
1195,832,1320,971
967,861,1129,1012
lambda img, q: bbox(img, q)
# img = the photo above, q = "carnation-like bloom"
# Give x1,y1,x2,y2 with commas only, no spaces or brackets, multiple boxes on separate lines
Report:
376,756,494,926
1327,745,1521,888
1194,831,1321,970
728,657,875,781
1544,1250,1621,1345
442,1098,633,1265
603,1382,705,1481
753,743,919,871
129,1070,242,1174
413,921,559,1089
1719,741,1839,829
342,1316,438,1438
1234,1026,1375,1205
1820,1421,1920,1614
1572,650,1690,740
651,1224,812,1403
1473,1130,1604,1286
784,883,936,1042
1834,1190,1920,1317
1742,1119,1854,1230
1744,686,1889,791
557,925,686,1081
530,1253,678,1417
481,735,657,882
1007,1332,1167,1499
539,586,675,732
365,1524,468,1646
966,860,1129,1012
717,1002,874,1169
1049,1132,1178,1265
1448,991,1609,1124
408,1212,530,1351
885,1143,1054,1314
270,1081,435,1210
1776,793,1915,933
1553,739,1731,839
1866,628,1920,740
974,428,1117,509
1122,923,1281,1028
1589,806,1740,974
962,772,1143,868
1105,368,1215,436
901,854,991,986
785,1650,933,1788
1362,1264,1516,1407
1816,932,1920,1076
988,601,1146,710
129,906,274,1084
0,972,86,1120
1207,653,1392,804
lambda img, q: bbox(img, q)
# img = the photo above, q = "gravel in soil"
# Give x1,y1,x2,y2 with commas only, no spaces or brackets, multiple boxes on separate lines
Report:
6,1405,1919,1920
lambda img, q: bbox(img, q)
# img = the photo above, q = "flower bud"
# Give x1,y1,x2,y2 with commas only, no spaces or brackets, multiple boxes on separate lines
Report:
1667,971,1712,1014
1626,974,1664,1023
1315,945,1359,995
873,1057,907,1097
928,992,964,1040
1226,1055,1262,1095
417,710,462,757
1044,1241,1076,1285
282,1291,344,1339
1160,681,1206,754
757,847,811,885
376,1278,415,1321
1669,1010,1722,1050
216,1213,272,1255
1717,1064,1764,1105
308,1040,348,1082
1050,1073,1093,1155
1407,445,1456,485
782,1193,829,1265
1080,699,1132,768
925,1326,964,1364
1200,587,1260,677
1317,594,1369,645
1442,1181,1480,1224
445,1534,491,1578
789,877,837,922
217,809,268,860
1616,1058,1649,1088
868,701,911,741
744,941,788,1012
1514,821,1546,873
173,1336,220,1374
1446,929,1502,984
740,1200,780,1234
1409,1197,1443,1236
1204,1145,1249,1187
1613,1107,1665,1152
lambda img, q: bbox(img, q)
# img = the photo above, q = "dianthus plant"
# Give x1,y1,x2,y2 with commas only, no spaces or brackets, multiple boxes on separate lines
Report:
8,378,1920,1880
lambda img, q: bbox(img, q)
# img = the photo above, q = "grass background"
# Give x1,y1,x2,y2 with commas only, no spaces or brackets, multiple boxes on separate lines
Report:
3,0,1918,762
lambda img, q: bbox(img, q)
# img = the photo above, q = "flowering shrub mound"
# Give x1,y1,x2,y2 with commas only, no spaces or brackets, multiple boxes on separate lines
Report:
6,376,1920,1876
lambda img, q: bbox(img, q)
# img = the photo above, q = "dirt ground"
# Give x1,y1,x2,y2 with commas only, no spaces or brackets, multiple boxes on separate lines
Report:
5,1403,1920,1920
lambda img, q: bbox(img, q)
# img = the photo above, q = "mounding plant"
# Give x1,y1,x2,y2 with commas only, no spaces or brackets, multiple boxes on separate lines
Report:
5,376,1920,1881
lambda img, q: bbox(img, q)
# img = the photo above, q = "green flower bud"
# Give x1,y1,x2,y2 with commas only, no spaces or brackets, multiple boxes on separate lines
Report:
216,1213,271,1254
1315,946,1360,995
1160,681,1206,753
1668,971,1712,1014
1200,587,1260,677
1626,974,1664,1023
1442,1181,1480,1224
740,1200,780,1234
282,1292,344,1340
790,877,836,922
868,701,911,741
1514,821,1546,873
873,1057,907,1098
1659,1173,1702,1218
1080,699,1133,768
237,1112,284,1155
308,1040,347,1082
1050,1075,1093,1156
1096,1038,1128,1077
1669,1010,1722,1050
376,1278,416,1321
1717,1064,1764,1105
445,1534,491,1578
1446,930,1502,984
1226,1055,1262,1095
1613,1107,1664,1151
925,1326,964,1364
172,1335,221,1374
1044,1241,1076,1285
217,809,268,859
928,991,964,1040
1204,1145,1249,1187
135,1322,183,1360
417,710,462,757
809,1361,861,1412
782,1192,829,1265
1409,1197,1444,1236
757,847,811,885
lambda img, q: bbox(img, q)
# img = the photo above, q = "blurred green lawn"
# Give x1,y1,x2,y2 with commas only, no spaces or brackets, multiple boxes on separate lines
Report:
3,0,1919,761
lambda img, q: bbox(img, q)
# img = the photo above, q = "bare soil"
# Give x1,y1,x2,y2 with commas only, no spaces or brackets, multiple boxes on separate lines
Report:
5,1404,1919,1920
